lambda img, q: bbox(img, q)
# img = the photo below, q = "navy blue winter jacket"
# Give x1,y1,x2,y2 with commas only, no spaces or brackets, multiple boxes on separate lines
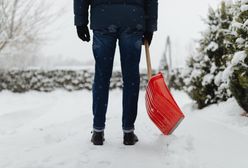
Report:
73,0,158,32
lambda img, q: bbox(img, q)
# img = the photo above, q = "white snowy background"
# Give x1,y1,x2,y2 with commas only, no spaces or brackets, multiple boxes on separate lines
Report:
40,0,224,69
1,0,248,168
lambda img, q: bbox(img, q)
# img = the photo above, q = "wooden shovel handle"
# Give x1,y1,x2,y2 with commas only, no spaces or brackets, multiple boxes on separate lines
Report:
145,40,152,80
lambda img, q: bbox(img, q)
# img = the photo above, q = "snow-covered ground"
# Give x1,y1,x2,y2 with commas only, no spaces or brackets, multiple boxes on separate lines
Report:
0,90,248,168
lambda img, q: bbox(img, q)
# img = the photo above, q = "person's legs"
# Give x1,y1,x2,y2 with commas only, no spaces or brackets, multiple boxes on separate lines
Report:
92,29,117,131
118,28,143,132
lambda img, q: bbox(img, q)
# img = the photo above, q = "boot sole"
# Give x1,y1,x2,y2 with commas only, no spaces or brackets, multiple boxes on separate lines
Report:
92,141,103,145
123,139,138,145
91,138,105,146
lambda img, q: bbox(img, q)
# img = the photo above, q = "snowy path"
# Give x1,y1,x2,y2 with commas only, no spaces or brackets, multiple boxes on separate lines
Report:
0,90,247,168
177,105,248,168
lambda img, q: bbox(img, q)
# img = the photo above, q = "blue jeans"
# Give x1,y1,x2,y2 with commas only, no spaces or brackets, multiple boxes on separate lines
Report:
92,27,143,132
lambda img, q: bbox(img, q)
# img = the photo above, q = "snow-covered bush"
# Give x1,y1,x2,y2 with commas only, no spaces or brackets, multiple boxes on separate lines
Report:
0,70,88,92
182,2,234,109
226,0,248,113
229,54,248,113
0,69,149,92
178,0,248,112
169,68,185,90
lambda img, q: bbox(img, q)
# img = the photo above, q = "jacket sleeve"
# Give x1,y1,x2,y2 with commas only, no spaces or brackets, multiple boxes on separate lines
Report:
144,0,158,32
74,0,90,26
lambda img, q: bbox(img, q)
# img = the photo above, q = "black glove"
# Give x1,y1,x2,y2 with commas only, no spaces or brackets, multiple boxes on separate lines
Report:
143,32,153,45
76,25,90,42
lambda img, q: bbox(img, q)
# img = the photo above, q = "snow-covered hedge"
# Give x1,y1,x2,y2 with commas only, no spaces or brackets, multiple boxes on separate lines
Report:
168,68,185,90
0,69,149,92
229,60,248,113
171,1,248,112
227,0,248,113
179,2,233,109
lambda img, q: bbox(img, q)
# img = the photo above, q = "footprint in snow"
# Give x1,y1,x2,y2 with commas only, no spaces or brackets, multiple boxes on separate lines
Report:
98,160,111,166
163,135,200,168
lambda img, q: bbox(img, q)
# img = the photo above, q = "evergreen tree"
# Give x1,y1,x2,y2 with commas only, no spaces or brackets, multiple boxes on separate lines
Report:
183,2,233,108
227,0,248,113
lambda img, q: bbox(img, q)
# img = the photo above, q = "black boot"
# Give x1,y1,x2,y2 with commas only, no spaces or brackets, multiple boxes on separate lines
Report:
91,131,105,145
123,132,139,145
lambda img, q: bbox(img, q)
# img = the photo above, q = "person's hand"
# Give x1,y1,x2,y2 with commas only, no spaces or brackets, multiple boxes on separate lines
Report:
143,32,153,45
76,25,90,42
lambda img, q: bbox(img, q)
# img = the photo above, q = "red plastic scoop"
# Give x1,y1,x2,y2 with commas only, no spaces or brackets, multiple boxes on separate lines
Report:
144,41,185,135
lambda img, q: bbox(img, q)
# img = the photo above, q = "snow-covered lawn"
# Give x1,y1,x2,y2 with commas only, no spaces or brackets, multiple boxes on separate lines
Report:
0,90,248,168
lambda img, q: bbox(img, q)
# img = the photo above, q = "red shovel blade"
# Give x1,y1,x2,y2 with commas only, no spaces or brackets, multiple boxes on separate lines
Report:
145,72,185,135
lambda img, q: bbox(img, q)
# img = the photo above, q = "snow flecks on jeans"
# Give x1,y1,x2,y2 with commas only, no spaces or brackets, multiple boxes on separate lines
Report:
135,24,143,31
108,25,118,33
135,39,142,50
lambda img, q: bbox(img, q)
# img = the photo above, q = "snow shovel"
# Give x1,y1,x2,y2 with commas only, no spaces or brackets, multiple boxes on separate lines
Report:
144,41,185,135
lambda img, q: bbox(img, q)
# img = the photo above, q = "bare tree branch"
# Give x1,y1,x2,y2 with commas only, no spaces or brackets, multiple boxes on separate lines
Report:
0,0,63,60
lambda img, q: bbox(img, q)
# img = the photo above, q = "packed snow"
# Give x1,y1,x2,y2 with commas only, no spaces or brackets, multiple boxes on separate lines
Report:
242,0,248,4
202,74,214,85
206,41,219,52
236,37,246,45
214,71,223,86
244,19,248,27
241,5,248,12
0,89,248,168
231,51,247,65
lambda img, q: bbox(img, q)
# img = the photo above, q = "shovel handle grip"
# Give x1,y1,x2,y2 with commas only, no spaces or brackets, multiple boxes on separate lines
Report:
145,40,152,80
